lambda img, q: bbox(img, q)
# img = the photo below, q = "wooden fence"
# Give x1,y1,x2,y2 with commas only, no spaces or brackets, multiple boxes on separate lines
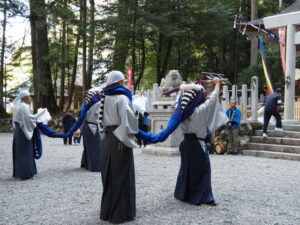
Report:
295,101,300,121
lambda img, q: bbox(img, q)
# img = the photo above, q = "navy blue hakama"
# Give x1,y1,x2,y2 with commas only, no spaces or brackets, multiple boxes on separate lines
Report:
81,122,102,172
100,126,136,223
12,123,37,178
174,134,215,205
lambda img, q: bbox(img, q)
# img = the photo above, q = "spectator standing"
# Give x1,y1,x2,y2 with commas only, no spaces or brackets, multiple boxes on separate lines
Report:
225,100,241,155
62,110,76,145
263,88,283,137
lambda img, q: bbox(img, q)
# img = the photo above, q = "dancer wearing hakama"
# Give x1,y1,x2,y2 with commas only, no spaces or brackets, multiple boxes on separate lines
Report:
12,91,38,180
100,71,139,224
136,79,227,206
81,101,102,172
174,79,226,205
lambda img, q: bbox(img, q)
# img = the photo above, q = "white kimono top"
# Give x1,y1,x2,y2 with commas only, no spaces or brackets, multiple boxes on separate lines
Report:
103,95,139,148
85,101,101,136
13,102,37,140
180,91,229,139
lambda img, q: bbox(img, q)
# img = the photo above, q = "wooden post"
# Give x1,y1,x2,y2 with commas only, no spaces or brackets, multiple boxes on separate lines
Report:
251,76,258,121
241,84,247,120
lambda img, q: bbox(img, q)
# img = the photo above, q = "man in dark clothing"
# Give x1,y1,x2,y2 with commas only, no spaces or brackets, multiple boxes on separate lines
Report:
137,112,149,148
62,110,76,145
263,88,283,137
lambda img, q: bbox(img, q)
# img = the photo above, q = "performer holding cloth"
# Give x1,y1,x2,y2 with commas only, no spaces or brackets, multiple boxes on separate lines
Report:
12,90,45,180
174,78,227,206
137,78,228,206
100,71,139,223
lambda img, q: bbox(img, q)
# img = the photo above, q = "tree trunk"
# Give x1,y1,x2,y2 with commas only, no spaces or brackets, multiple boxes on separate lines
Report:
59,1,67,111
135,34,146,88
67,32,81,110
131,0,138,87
67,7,83,110
177,44,181,71
29,0,58,113
156,33,163,84
0,0,7,116
250,0,258,65
53,63,58,99
221,37,227,74
29,1,39,112
160,37,173,82
81,0,88,91
86,0,95,90
53,28,59,100
66,23,71,89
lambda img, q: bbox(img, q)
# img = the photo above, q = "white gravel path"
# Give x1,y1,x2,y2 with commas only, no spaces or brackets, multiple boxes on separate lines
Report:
0,133,299,225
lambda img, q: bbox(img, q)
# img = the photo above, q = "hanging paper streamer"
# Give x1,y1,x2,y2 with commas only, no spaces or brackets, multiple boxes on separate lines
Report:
278,27,286,77
258,36,274,94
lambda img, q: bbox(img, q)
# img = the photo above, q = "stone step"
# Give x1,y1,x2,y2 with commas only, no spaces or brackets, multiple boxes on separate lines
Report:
250,136,300,146
242,150,300,161
254,130,300,138
268,124,300,132
247,142,300,154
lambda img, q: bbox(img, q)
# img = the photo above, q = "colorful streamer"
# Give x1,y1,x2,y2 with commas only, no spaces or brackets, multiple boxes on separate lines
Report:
258,36,274,94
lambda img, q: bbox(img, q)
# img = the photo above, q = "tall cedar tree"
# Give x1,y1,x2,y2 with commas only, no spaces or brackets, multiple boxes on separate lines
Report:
29,0,58,113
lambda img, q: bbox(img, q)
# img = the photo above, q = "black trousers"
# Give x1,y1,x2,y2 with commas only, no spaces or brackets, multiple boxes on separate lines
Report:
100,127,136,223
63,128,72,145
263,110,282,134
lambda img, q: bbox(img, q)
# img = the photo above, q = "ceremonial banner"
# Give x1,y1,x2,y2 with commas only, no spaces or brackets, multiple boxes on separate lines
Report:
278,27,286,77
127,67,133,91
258,36,274,94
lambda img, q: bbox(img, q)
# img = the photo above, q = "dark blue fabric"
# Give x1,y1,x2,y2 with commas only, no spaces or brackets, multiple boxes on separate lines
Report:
174,134,215,205
263,110,282,134
225,107,241,130
265,93,282,111
32,128,42,159
81,121,102,172
103,83,133,103
37,123,69,138
135,91,205,144
13,123,37,178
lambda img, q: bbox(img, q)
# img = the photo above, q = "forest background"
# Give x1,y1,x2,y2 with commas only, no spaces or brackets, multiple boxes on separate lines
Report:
0,0,297,115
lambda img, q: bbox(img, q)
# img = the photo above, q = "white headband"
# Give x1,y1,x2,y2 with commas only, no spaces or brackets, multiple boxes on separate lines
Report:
13,90,30,104
106,71,125,85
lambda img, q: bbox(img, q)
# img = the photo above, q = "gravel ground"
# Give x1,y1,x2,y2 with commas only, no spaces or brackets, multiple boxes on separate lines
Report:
0,133,299,225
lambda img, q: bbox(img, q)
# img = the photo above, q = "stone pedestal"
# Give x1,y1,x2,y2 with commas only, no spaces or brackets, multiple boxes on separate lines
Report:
141,97,182,156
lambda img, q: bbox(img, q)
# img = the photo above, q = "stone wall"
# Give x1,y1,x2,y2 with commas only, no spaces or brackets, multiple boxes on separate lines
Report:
215,121,263,151
0,119,13,133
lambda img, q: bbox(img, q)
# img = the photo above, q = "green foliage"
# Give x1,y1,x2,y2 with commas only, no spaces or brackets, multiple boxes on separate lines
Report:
2,0,296,112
